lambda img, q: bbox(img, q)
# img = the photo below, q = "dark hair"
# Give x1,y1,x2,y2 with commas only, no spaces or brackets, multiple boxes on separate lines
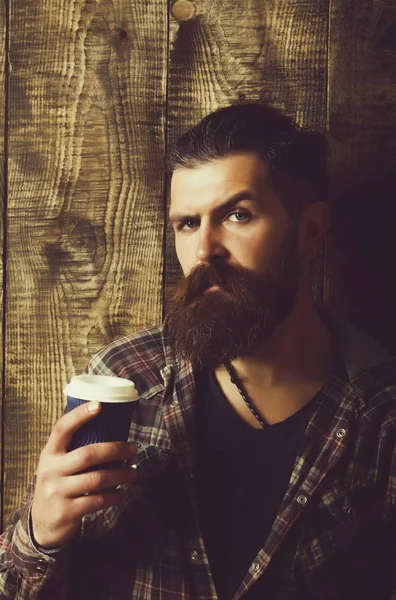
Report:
165,103,328,219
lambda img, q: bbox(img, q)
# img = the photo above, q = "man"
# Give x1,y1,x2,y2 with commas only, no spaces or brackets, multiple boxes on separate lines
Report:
1,103,395,600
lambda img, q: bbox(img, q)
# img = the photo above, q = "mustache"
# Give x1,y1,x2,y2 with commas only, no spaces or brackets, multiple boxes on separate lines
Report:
172,261,268,303
185,262,229,299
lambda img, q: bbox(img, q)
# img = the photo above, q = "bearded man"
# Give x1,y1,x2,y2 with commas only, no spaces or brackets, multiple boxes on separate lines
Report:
1,103,396,600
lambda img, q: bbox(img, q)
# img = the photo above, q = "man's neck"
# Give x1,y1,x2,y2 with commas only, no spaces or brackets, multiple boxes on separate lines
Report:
213,300,337,427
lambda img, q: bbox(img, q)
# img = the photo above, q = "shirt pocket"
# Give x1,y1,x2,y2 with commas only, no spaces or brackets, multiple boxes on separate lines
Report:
292,480,390,600
310,477,355,531
135,444,173,480
307,478,386,545
315,479,385,530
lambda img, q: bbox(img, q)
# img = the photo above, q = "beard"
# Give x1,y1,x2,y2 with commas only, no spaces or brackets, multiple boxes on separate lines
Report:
165,229,300,369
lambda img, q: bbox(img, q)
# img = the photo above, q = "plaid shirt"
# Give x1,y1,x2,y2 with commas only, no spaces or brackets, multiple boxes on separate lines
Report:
1,311,396,600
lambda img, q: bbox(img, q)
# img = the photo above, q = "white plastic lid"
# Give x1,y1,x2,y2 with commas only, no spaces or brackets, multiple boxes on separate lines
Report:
63,374,139,403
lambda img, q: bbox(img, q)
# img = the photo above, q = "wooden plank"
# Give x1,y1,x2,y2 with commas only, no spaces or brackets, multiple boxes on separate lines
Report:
0,0,6,530
3,0,167,519
165,0,329,295
326,0,396,352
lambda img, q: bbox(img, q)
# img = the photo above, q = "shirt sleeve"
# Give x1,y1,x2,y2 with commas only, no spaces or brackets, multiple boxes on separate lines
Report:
0,475,74,600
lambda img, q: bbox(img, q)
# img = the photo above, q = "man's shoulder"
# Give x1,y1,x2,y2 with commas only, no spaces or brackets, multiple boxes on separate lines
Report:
355,358,396,409
344,356,396,435
325,309,395,387
98,323,167,359
324,308,396,422
86,323,174,396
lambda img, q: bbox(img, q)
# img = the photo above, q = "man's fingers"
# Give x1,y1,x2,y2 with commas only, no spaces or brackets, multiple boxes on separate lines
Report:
61,441,137,476
63,465,138,497
45,402,101,455
71,487,128,520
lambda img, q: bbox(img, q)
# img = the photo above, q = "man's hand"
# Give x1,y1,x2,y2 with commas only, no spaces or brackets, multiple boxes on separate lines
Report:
31,402,138,549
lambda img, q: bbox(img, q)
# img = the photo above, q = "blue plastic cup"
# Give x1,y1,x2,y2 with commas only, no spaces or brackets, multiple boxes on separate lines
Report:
64,374,139,471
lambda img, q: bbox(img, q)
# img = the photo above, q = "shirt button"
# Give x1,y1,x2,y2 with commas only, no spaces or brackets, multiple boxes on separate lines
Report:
336,428,347,438
36,559,47,572
252,561,260,572
190,550,199,562
190,471,195,480
170,399,179,408
296,494,308,505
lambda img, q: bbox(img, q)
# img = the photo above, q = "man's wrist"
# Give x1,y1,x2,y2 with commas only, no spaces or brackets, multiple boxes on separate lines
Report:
28,506,66,555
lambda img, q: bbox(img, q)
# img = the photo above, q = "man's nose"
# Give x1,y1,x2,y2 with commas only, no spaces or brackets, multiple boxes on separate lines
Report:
196,226,228,263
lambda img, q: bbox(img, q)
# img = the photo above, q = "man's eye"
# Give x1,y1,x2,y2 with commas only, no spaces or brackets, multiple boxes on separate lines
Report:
179,219,198,231
227,211,250,223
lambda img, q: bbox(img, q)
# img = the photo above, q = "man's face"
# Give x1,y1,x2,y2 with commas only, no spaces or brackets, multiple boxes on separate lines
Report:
166,152,301,367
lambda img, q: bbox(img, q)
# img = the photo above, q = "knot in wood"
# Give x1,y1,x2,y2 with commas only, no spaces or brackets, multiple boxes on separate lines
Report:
171,0,196,22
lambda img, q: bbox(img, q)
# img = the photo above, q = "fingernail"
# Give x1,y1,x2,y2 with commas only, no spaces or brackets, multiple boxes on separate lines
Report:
87,401,100,413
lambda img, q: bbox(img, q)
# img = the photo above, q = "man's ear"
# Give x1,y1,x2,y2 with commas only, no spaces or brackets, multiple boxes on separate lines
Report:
298,201,331,260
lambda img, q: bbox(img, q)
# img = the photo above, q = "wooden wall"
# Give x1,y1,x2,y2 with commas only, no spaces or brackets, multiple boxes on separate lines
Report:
1,0,396,527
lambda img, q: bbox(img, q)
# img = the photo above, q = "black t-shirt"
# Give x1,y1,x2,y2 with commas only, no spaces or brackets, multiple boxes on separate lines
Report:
195,368,319,600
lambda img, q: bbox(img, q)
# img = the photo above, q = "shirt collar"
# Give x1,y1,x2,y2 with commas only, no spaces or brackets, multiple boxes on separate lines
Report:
320,306,394,383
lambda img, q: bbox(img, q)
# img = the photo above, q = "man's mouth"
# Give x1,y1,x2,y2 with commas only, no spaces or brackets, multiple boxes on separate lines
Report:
205,284,221,292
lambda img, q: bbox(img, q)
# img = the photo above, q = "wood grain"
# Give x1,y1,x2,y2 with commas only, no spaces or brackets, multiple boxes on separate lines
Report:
3,0,167,518
3,0,396,530
0,0,5,529
325,0,396,352
165,0,329,299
